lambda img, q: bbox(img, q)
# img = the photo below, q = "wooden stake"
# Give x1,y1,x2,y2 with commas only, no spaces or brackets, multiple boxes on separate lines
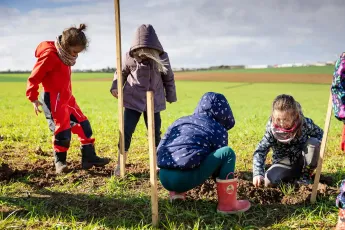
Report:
311,92,333,203
147,91,159,227
114,0,126,177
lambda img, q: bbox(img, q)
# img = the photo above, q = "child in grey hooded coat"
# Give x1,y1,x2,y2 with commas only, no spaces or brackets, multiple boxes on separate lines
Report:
110,24,177,175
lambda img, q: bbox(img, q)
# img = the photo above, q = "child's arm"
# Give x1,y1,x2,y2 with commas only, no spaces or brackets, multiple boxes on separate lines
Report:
331,55,345,121
160,52,177,103
253,122,272,177
305,117,324,142
110,55,130,95
26,52,55,102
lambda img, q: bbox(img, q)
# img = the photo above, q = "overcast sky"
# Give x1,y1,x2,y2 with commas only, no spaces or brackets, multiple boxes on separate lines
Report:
0,0,344,71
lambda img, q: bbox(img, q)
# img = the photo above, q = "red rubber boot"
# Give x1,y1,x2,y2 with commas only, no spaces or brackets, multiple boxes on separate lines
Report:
216,178,251,214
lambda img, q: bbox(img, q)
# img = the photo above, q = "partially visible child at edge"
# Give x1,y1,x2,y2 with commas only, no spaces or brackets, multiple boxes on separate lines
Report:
252,94,323,188
157,92,251,214
110,24,177,175
26,24,110,174
331,52,345,230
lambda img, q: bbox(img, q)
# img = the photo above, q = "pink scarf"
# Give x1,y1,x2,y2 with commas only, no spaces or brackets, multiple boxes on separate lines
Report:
54,36,77,66
271,117,302,144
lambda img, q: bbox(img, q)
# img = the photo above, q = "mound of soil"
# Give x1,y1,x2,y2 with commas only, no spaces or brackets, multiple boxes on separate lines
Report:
0,158,339,206
0,157,155,189
187,171,339,205
34,146,50,157
0,163,15,181
0,158,115,188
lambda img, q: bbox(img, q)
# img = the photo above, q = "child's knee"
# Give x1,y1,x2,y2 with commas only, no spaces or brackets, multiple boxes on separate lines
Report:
215,147,236,164
307,137,320,148
219,146,236,158
55,129,71,148
80,120,93,138
265,167,285,186
264,175,274,187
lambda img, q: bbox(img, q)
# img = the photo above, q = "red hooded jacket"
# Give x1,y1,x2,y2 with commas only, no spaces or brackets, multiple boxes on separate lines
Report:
26,41,72,104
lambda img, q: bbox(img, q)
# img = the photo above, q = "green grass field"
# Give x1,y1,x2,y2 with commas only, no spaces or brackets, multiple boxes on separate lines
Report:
0,68,344,229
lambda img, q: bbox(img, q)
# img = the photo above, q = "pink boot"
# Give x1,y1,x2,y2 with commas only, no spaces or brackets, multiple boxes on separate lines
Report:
169,191,186,202
216,177,251,214
336,209,345,230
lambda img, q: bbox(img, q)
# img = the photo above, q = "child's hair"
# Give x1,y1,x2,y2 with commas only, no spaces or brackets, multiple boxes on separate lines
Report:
61,24,88,50
272,94,302,119
132,48,168,74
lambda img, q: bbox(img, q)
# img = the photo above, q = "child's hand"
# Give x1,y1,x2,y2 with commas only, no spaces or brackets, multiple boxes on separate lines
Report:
111,89,118,98
253,175,264,188
32,100,43,116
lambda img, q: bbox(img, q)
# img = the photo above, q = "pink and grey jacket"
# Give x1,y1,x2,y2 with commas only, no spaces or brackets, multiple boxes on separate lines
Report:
110,24,177,113
331,52,345,121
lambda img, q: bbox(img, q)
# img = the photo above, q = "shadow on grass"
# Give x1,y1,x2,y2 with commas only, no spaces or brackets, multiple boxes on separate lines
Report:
0,189,336,229
0,160,340,229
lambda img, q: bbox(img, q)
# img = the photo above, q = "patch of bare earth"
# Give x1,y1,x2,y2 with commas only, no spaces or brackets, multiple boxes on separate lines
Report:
0,149,338,205
83,72,332,84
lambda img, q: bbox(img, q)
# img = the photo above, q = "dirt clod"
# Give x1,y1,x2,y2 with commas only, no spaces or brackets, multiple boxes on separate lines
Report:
34,146,49,156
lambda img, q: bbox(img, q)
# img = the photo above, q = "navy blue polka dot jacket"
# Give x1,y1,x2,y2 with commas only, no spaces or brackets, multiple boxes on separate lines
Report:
157,92,235,170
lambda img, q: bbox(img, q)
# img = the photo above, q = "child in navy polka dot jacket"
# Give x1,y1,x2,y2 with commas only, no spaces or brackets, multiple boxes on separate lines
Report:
157,92,250,214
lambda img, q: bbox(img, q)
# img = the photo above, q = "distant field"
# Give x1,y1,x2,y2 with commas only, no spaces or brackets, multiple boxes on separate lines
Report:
0,66,334,83
193,65,334,74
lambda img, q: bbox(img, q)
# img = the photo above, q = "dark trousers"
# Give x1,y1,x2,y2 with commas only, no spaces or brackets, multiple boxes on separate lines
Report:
265,137,320,186
120,108,161,152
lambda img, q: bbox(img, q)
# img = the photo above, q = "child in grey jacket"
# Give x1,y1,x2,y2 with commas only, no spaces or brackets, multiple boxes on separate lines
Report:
110,24,177,175
252,94,323,187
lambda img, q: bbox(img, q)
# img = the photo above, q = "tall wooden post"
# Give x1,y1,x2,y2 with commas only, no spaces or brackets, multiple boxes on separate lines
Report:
147,91,159,227
114,0,125,177
311,92,332,203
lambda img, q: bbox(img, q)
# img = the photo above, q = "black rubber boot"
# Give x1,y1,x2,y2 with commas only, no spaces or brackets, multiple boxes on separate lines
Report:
81,144,110,169
54,151,68,174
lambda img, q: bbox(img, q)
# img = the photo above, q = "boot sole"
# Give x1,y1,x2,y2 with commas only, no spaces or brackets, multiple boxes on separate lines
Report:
217,205,251,214
169,196,186,203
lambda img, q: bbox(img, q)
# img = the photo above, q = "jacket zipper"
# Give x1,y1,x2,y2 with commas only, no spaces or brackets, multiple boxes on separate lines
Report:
54,93,60,113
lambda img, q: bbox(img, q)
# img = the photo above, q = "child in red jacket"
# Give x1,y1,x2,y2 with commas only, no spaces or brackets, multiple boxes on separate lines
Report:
26,24,110,174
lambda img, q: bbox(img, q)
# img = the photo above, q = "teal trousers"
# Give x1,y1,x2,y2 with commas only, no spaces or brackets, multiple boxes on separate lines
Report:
159,146,236,193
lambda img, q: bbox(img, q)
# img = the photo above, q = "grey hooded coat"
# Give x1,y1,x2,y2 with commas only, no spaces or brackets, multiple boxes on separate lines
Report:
110,24,177,113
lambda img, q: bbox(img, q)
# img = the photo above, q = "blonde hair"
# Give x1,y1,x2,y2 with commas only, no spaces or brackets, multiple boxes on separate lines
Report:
132,48,168,74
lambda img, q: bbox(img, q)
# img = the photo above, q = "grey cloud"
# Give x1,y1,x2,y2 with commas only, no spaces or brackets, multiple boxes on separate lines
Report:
0,0,345,70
